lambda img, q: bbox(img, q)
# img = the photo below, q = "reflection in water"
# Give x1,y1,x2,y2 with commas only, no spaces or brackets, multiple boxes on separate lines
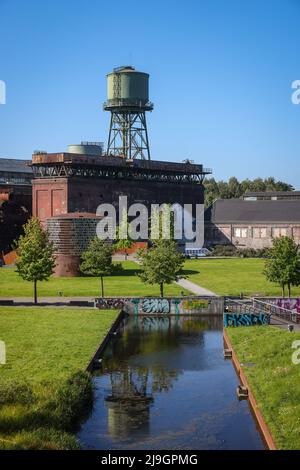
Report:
78,315,265,450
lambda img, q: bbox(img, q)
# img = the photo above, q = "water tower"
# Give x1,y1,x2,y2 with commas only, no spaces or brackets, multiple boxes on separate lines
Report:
104,66,153,160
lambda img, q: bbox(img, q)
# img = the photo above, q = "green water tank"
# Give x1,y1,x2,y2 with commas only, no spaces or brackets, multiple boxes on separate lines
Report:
106,66,150,108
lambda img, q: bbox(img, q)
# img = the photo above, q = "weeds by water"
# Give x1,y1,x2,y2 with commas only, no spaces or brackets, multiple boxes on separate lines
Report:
0,371,93,450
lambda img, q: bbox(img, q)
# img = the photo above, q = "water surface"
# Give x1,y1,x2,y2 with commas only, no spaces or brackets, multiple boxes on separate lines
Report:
78,315,264,450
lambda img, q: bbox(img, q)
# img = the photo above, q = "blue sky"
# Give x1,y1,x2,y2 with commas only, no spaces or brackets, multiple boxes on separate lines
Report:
0,0,300,188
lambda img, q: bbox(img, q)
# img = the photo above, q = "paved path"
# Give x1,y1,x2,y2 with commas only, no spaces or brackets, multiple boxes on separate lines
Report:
0,296,95,306
175,278,217,296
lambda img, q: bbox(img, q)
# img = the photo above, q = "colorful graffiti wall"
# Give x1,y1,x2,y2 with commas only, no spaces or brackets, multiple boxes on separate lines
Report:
95,296,224,315
224,313,270,327
271,298,300,313
254,298,300,313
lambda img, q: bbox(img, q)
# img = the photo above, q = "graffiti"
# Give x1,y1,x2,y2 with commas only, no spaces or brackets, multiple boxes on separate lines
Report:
253,298,300,323
95,296,223,315
141,316,171,329
273,298,300,313
141,298,170,314
95,298,125,310
182,299,210,311
224,313,270,327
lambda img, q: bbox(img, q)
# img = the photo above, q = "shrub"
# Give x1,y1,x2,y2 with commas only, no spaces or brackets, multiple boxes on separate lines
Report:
211,245,237,257
53,371,94,431
0,428,80,450
0,383,35,406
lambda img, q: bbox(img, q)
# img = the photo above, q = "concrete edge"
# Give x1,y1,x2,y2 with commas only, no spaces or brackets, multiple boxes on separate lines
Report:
86,309,127,373
223,328,277,451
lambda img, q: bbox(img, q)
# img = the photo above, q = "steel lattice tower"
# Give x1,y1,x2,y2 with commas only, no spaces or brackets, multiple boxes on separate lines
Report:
103,66,153,160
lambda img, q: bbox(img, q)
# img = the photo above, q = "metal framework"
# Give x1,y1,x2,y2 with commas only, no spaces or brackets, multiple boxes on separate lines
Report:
107,110,151,160
31,162,210,184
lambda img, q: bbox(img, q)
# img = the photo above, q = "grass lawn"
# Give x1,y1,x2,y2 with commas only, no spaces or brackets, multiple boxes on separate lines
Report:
184,258,300,297
0,261,188,298
0,307,118,449
228,326,300,450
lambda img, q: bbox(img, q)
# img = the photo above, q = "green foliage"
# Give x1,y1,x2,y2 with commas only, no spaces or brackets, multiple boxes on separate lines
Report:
149,205,175,242
80,238,114,277
0,372,93,450
211,245,238,257
183,258,300,297
204,177,294,207
0,428,80,450
0,383,34,406
211,245,270,258
0,307,118,449
80,237,118,296
228,326,300,449
138,240,185,297
53,371,94,431
264,236,300,296
0,262,188,297
15,217,56,302
115,210,134,255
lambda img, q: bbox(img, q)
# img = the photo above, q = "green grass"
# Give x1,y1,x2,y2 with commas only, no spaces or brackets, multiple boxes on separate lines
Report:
0,261,188,298
184,258,300,297
228,326,300,450
0,307,118,449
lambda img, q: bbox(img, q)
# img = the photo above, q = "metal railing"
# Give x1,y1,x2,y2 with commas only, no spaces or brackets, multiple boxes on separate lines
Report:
252,298,300,324
225,298,266,316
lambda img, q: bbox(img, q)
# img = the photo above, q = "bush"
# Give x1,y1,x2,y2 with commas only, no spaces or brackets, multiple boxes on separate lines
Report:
53,371,94,431
0,371,94,449
211,245,237,257
0,383,35,406
211,245,270,258
0,428,80,450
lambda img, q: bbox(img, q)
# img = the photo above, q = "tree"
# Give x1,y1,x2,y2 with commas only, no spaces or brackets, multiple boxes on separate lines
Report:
138,239,185,297
80,238,116,297
204,177,294,208
115,210,134,260
263,236,300,297
15,217,56,304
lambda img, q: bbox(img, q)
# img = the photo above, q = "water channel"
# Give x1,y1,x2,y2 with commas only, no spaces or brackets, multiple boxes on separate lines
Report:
78,315,265,450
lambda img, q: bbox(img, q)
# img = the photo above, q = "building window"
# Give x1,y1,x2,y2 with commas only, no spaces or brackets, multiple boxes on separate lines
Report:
253,227,267,238
272,228,287,238
234,228,247,238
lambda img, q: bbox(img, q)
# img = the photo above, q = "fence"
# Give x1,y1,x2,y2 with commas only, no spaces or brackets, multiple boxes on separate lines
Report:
252,298,300,324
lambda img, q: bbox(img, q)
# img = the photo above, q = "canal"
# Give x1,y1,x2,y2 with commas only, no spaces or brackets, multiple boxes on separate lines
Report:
78,315,265,450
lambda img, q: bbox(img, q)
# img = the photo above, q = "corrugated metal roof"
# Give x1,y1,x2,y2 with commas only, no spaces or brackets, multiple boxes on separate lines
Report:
207,199,300,223
0,158,32,173
243,191,300,197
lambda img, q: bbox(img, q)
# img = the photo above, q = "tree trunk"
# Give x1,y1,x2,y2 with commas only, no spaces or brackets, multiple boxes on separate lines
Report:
34,279,37,305
100,276,104,298
160,283,164,298
288,283,291,298
282,284,285,298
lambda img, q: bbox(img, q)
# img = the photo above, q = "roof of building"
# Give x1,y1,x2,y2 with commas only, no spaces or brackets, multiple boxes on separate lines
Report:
0,158,32,174
206,199,300,223
30,152,211,175
243,191,300,197
48,212,102,219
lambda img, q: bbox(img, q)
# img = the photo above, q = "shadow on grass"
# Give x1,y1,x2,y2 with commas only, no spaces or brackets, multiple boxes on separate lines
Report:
182,269,199,276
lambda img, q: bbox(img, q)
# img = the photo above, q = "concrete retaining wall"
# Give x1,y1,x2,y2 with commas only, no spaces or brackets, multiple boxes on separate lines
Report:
95,296,224,315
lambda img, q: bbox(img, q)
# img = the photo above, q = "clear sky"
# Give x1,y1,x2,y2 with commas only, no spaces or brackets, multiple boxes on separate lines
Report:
0,0,299,188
